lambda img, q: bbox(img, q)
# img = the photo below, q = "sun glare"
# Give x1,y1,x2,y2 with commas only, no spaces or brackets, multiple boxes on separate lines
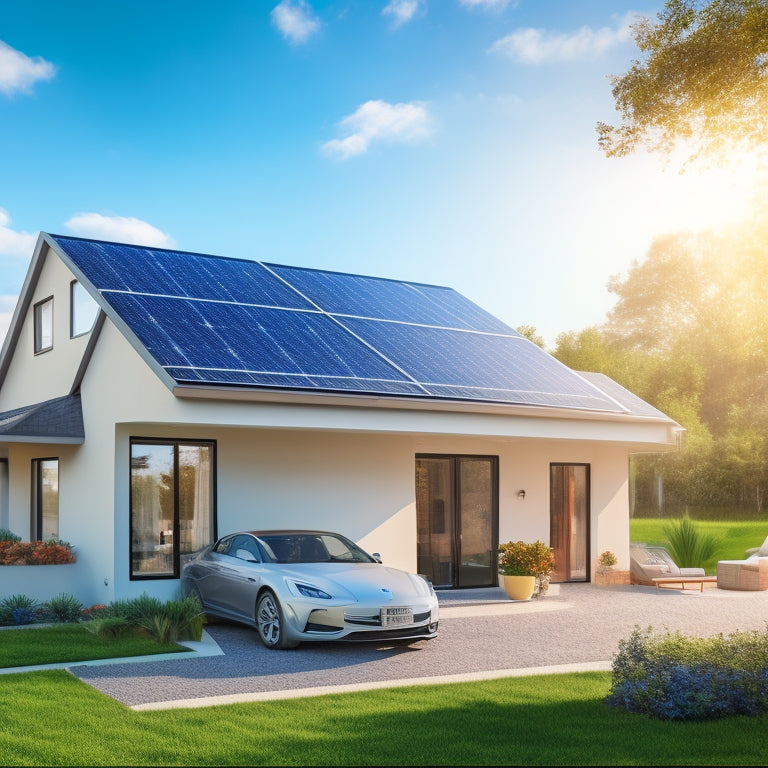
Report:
643,147,763,234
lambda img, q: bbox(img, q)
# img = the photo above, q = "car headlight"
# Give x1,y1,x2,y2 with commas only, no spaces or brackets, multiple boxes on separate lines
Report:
291,581,333,600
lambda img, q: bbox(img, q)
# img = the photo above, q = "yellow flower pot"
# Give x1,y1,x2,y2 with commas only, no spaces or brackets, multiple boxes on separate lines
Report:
503,574,536,601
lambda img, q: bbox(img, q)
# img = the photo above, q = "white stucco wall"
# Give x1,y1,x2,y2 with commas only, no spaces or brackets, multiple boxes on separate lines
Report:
0,251,92,412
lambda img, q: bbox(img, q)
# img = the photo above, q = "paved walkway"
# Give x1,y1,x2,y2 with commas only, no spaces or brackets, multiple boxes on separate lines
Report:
10,583,768,710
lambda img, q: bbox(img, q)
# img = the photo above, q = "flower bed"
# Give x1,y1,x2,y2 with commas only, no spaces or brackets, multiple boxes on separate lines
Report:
607,626,768,720
0,540,76,565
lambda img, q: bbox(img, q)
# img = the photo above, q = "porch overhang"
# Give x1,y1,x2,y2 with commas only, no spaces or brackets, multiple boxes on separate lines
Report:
0,394,84,444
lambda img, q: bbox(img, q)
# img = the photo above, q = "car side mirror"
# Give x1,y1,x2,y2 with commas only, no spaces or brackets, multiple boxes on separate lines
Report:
236,549,258,563
371,552,382,564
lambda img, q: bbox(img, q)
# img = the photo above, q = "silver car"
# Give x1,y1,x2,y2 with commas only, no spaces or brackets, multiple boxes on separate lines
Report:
181,530,439,649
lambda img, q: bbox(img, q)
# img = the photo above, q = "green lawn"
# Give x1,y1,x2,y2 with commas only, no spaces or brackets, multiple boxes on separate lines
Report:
1,670,765,765
630,518,767,574
0,624,186,668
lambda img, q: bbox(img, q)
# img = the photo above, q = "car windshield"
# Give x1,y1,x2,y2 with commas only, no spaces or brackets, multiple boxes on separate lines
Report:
254,533,375,564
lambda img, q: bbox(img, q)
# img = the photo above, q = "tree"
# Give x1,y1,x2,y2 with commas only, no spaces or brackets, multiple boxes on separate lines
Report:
515,324,546,348
597,0,768,163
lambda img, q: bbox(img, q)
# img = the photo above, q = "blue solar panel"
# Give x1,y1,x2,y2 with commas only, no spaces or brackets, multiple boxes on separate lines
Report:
338,318,618,409
49,234,628,412
103,293,426,395
267,263,514,333
53,237,313,309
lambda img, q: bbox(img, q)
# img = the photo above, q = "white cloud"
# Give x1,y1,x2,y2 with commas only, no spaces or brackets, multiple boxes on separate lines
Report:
460,0,512,10
382,0,423,27
64,213,176,248
491,12,637,64
270,1,321,44
0,40,56,96
0,208,36,258
322,99,434,159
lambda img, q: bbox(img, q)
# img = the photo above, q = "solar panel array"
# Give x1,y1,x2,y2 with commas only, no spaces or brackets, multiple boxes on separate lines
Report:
51,235,627,413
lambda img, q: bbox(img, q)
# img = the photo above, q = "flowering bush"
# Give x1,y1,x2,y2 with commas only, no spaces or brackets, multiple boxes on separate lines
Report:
607,626,768,720
498,540,555,577
598,550,618,570
0,537,75,565
80,604,108,620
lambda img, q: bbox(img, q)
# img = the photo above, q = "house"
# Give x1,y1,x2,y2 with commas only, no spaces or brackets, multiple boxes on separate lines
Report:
0,233,681,605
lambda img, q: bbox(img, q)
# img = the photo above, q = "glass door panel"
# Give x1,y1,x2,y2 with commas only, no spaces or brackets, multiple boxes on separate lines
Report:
416,458,456,587
457,458,495,587
550,464,589,583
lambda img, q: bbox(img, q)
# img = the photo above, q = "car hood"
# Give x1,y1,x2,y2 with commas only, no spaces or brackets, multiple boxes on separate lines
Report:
276,562,432,603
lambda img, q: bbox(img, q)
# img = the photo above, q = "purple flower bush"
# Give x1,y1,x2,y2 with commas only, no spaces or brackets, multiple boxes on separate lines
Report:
607,626,768,720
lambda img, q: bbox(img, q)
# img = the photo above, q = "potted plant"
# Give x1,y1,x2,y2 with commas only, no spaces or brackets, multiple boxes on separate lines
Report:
597,550,617,574
498,540,555,600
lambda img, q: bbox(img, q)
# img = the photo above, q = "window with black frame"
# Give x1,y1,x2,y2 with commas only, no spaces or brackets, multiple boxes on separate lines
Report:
130,439,216,579
33,297,53,354
32,458,58,540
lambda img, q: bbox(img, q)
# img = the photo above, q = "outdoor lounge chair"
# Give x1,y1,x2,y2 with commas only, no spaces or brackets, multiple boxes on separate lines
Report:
629,545,708,587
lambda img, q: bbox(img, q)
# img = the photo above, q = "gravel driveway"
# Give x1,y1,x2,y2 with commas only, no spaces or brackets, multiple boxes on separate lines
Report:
71,583,768,710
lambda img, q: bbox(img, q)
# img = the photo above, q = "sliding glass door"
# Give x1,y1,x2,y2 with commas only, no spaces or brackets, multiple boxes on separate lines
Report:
416,455,498,588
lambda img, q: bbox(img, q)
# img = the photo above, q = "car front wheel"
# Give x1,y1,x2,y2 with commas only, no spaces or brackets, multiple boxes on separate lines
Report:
256,590,298,649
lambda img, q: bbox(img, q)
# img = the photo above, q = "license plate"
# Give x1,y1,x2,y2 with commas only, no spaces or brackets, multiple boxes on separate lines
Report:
381,607,413,626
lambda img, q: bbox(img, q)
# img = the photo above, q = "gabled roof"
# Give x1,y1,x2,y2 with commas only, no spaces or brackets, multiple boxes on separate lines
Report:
0,394,84,443
32,233,672,421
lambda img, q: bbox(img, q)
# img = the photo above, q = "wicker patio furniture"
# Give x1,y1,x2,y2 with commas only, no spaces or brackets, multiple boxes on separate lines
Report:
716,558,768,591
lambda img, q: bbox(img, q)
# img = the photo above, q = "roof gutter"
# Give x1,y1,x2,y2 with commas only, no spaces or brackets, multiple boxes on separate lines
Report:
171,382,684,429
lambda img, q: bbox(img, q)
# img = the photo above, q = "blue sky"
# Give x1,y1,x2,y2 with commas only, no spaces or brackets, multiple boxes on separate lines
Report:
0,0,757,346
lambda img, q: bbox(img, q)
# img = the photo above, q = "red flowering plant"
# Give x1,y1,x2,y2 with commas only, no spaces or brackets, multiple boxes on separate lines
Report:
0,537,76,565
80,604,108,620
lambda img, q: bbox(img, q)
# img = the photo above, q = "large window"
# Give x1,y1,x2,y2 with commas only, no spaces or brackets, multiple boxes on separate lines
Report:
32,458,58,540
130,439,216,580
33,297,53,354
70,280,99,337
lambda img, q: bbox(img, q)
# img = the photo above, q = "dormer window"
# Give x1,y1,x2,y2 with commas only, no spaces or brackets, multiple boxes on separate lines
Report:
70,280,99,338
33,297,53,354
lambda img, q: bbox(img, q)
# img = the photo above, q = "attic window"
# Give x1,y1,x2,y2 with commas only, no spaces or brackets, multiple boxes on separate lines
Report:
33,297,53,354
70,280,99,338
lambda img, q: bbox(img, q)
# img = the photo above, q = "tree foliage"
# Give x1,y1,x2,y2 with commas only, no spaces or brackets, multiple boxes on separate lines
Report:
597,0,768,163
552,196,768,514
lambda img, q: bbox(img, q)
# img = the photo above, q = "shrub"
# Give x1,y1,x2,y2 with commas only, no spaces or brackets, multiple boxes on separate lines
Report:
43,593,84,623
0,594,41,625
663,515,719,568
607,625,768,720
498,540,555,577
0,528,21,543
99,594,163,624
137,595,205,643
0,538,76,565
83,616,133,639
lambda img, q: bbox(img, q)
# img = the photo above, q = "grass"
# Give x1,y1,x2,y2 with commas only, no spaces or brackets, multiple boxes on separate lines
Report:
0,624,186,668
1,670,766,765
630,518,767,574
